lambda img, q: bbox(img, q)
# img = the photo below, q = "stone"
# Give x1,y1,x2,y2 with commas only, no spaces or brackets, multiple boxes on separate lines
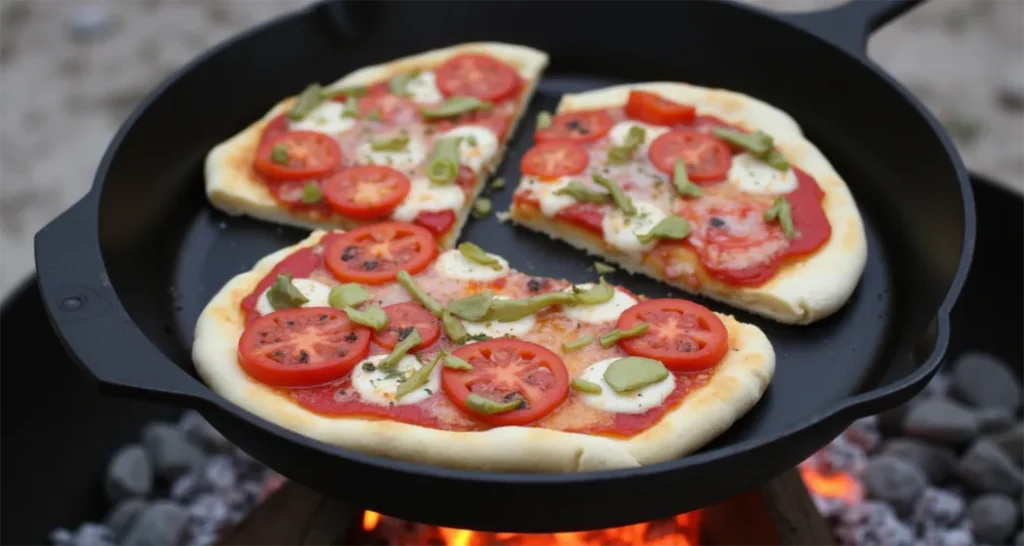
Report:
880,438,958,484
989,422,1024,466
121,501,189,546
141,422,206,480
966,493,1019,544
1015,529,1024,545
845,416,881,452
999,68,1024,110
919,523,973,546
903,398,979,445
103,498,147,541
66,4,119,43
835,501,915,546
202,454,238,491
921,372,953,399
910,487,965,527
950,352,1022,411
958,438,1024,494
975,407,1015,433
879,403,911,436
863,455,928,514
52,523,115,546
170,471,201,503
178,411,231,453
104,445,153,502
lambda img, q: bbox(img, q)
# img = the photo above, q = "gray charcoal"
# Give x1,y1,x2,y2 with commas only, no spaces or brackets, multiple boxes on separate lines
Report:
1015,529,1024,545
920,523,974,546
103,498,147,541
104,445,153,502
49,528,74,546
142,423,206,481
863,455,927,514
187,493,230,541
990,422,1024,466
951,352,1022,411
903,398,979,445
976,407,1015,433
122,501,189,546
835,500,915,546
202,454,238,491
880,438,958,484
958,438,1024,494
879,403,912,436
922,372,953,399
966,493,1019,544
52,523,115,546
910,487,965,527
66,4,119,43
170,471,201,503
816,435,869,476
845,415,881,452
178,411,231,453
999,68,1024,109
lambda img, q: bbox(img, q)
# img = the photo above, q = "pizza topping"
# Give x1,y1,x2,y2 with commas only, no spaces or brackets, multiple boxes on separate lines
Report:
392,178,465,223
421,96,492,119
472,197,492,218
443,340,570,426
562,284,638,325
388,70,421,97
463,296,537,338
594,261,616,274
341,305,388,331
535,110,614,143
490,176,506,190
357,135,427,171
728,153,798,195
484,291,576,322
648,130,732,182
562,335,595,353
270,144,289,164
395,352,441,400
322,166,411,220
328,283,369,309
713,128,789,171
434,248,509,281
256,277,332,315
609,121,669,152
441,309,469,343
616,299,728,371
599,323,650,348
396,270,444,315
636,215,692,244
435,53,521,102
536,111,552,130
575,357,677,414
289,83,326,121
379,329,422,371
673,159,703,199
300,183,323,204
340,96,360,118
521,141,589,178
571,277,615,306
457,242,502,270
625,90,696,126
401,71,445,105
372,302,441,350
350,353,439,406
607,125,646,164
425,137,461,184
570,378,603,394
324,223,437,284
765,196,796,238
447,291,494,321
442,354,474,371
602,200,667,254
290,101,356,134
603,356,669,393
265,274,309,310
255,131,342,181
442,125,499,172
552,181,611,204
369,135,410,152
592,174,636,216
322,85,368,100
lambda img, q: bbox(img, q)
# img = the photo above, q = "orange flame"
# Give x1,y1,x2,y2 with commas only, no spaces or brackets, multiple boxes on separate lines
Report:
363,510,380,531
799,462,863,505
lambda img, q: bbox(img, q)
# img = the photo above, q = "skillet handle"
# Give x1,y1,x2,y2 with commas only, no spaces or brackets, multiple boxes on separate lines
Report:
781,0,924,55
35,196,210,406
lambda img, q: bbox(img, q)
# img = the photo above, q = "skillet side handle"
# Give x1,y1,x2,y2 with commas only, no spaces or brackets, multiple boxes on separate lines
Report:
34,196,209,406
781,0,925,55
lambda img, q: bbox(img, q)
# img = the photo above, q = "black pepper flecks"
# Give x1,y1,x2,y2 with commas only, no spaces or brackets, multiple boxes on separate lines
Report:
710,217,726,228
341,246,358,262
397,326,415,340
361,260,379,271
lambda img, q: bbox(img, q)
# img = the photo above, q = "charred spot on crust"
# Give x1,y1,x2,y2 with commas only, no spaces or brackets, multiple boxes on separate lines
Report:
710,217,726,228
361,260,379,271
341,246,359,262
397,326,415,340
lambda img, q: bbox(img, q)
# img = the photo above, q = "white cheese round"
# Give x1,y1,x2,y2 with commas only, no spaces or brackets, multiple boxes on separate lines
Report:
255,278,333,316
601,200,668,255
727,153,798,195
608,121,669,153
357,136,427,171
576,357,676,414
404,71,444,105
391,177,466,222
464,296,536,338
434,249,509,281
289,101,356,135
562,284,638,325
440,125,499,172
350,354,440,407
522,176,578,217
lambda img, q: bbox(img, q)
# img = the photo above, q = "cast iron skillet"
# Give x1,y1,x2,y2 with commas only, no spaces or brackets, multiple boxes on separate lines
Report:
35,0,974,532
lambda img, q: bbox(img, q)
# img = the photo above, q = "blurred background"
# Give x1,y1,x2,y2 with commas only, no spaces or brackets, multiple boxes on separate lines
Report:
0,0,1021,297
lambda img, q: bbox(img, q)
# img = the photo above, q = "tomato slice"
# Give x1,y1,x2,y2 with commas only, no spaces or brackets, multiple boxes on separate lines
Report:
648,130,732,182
254,131,342,181
260,114,291,146
238,307,371,387
372,302,441,350
520,141,589,178
413,210,457,237
625,90,696,126
435,53,522,102
324,222,437,284
322,166,411,220
535,110,614,143
616,299,728,371
556,203,605,235
443,340,569,426
359,93,418,122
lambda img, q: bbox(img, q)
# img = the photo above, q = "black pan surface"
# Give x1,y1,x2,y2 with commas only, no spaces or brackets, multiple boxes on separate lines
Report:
35,0,974,531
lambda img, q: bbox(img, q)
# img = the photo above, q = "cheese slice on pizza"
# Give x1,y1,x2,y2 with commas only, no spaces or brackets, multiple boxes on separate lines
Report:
192,223,774,472
205,43,548,247
506,83,868,325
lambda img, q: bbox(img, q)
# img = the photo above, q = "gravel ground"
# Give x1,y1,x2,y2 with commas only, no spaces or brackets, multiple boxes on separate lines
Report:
1,0,1021,297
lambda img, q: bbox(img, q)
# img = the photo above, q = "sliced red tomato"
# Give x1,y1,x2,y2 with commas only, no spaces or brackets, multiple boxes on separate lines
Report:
260,114,291,146
254,131,342,181
455,165,478,194
238,307,371,387
625,90,696,126
556,203,605,236
520,141,589,178
616,299,729,371
535,110,614,143
413,210,457,237
324,222,436,284
321,166,410,220
435,53,522,102
372,303,441,350
358,93,418,122
648,130,732,182
443,340,569,426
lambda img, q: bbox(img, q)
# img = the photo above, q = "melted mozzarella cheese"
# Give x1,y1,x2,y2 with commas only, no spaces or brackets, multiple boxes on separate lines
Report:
405,71,444,105
255,278,333,315
602,200,667,254
522,176,578,217
577,357,677,414
562,284,638,324
391,177,465,222
289,102,356,135
350,354,440,406
357,137,427,171
464,296,536,338
434,249,509,281
441,125,499,172
608,121,669,152
728,153,798,195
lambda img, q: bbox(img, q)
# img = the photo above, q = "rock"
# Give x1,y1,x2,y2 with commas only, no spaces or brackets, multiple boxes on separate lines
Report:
903,398,979,444
141,422,206,480
910,487,965,527
958,438,1024,494
50,523,115,546
975,407,1015,433
920,523,973,546
845,416,881,452
103,498,147,541
989,422,1024,466
879,403,911,436
950,352,1022,411
1015,529,1024,545
65,4,119,43
178,411,231,453
121,501,189,546
203,454,238,491
835,500,915,546
966,493,1019,544
1000,68,1024,110
863,455,928,514
880,438,958,484
104,445,153,502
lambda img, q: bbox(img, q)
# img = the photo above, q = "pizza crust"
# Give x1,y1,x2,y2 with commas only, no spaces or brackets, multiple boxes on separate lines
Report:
204,42,549,247
192,230,775,473
509,82,868,325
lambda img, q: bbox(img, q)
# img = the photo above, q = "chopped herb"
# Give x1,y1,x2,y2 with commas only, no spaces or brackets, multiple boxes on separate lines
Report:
301,183,322,204
599,323,650,348
366,109,382,122
387,70,421,97
270,144,289,165
562,334,595,352
553,181,612,204
536,111,552,130
320,85,368,99
370,135,410,152
421,96,491,119
266,274,308,311
341,305,388,331
593,174,636,216
672,159,703,198
635,216,692,244
443,354,474,371
289,83,325,120
570,378,603,394
764,196,796,238
607,125,645,165
426,137,461,184
457,242,503,270
490,177,506,190
472,197,492,218
594,261,616,274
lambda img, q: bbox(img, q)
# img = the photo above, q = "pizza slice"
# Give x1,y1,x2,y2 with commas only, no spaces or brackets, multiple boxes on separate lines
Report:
507,83,868,325
192,223,774,472
205,43,548,247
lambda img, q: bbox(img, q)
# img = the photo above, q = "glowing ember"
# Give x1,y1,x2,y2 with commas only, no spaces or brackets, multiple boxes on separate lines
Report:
361,510,701,546
799,461,863,505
